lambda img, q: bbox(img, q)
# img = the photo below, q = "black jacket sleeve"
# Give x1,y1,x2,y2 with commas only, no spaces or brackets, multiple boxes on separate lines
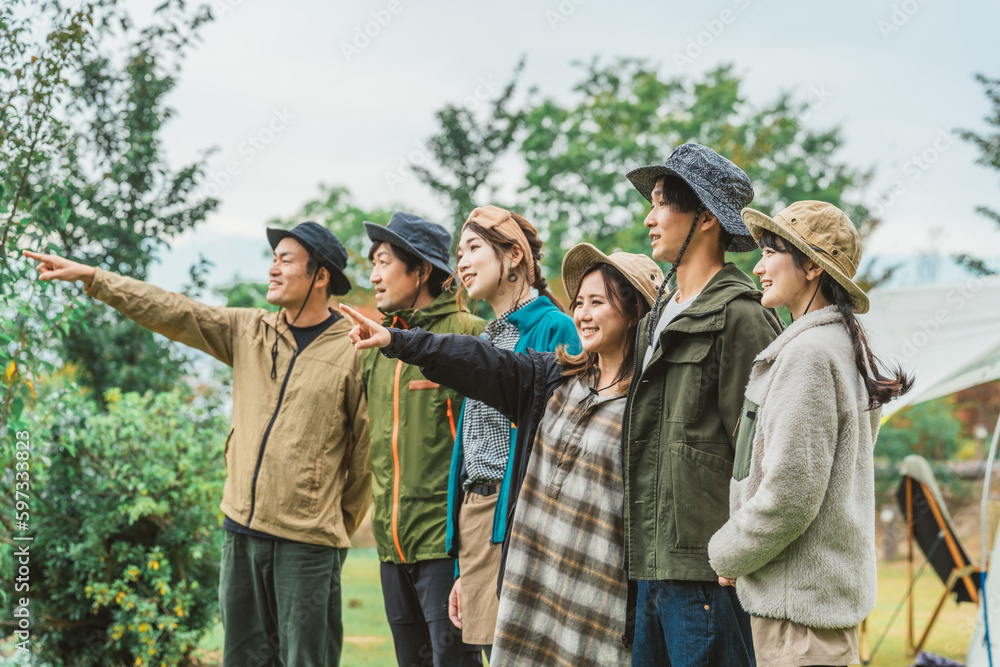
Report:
381,328,562,424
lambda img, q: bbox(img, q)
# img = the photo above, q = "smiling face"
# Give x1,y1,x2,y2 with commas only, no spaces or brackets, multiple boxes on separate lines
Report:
573,269,630,358
753,234,825,313
455,227,506,302
643,177,703,263
267,237,323,310
369,242,423,312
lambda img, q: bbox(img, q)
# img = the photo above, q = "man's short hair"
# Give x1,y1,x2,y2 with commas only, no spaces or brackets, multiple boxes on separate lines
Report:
655,175,703,213
655,175,732,254
368,241,447,298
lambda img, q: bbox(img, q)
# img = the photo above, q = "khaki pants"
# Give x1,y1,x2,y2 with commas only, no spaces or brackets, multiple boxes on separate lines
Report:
457,490,503,645
750,616,859,667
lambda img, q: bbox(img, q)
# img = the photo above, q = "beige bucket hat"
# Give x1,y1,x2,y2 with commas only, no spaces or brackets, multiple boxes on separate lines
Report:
561,243,664,308
741,200,869,314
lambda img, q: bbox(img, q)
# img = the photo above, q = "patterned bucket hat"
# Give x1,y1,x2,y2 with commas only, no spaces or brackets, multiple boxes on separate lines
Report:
626,143,757,253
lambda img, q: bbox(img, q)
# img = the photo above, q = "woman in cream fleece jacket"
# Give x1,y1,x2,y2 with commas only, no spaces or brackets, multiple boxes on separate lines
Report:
708,201,912,667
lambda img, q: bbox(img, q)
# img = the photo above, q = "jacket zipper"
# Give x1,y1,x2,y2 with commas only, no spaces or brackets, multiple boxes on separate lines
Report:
622,322,643,569
246,346,299,528
446,398,456,440
388,315,409,563
390,359,407,563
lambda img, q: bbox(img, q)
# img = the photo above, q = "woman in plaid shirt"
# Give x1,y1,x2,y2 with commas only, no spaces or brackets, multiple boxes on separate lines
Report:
342,244,663,665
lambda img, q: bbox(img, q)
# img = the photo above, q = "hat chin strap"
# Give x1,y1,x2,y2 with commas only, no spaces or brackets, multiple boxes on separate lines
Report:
646,210,701,348
376,271,424,318
792,279,822,323
408,272,423,311
271,270,319,380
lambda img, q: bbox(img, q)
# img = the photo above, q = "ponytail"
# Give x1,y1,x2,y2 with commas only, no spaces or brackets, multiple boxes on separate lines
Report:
509,212,564,312
820,276,913,410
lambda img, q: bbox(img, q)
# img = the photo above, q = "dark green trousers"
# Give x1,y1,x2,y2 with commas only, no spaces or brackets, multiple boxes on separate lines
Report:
219,531,348,667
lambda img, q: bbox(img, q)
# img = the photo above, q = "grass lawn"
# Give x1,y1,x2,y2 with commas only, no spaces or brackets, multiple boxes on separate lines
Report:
194,548,979,666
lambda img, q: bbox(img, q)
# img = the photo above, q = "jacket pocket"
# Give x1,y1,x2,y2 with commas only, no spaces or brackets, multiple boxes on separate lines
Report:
731,399,759,482
660,337,713,424
408,380,441,390
668,442,733,553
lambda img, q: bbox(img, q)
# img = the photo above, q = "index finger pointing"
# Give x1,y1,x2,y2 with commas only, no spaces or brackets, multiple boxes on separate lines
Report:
339,304,368,324
22,250,50,261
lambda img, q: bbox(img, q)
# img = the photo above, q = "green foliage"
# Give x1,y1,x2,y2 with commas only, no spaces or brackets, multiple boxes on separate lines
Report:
956,72,1000,276
50,1,218,400
266,183,400,301
0,387,227,665
877,397,965,463
410,57,529,233
0,0,96,437
217,281,276,311
517,60,877,280
1,0,219,418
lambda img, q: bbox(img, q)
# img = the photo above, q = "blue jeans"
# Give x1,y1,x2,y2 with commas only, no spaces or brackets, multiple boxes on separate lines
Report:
632,579,755,667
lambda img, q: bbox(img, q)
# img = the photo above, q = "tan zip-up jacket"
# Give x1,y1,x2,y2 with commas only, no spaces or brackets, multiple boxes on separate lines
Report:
86,269,372,548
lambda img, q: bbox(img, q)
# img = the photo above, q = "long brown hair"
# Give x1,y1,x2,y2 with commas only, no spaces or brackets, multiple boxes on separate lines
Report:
454,214,564,314
759,230,913,410
556,263,651,392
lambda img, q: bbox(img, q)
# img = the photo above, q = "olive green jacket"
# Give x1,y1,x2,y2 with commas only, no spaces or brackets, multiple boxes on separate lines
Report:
623,263,783,581
361,293,485,564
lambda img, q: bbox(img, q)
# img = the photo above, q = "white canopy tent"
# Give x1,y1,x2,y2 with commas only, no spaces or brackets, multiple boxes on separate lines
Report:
859,274,1000,665
860,274,1000,419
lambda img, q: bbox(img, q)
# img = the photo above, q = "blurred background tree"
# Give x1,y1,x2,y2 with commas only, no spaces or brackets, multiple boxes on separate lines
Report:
410,57,529,235
516,60,880,283
957,72,1000,276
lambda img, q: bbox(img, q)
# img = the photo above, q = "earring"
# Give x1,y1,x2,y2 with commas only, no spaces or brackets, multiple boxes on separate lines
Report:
507,260,518,283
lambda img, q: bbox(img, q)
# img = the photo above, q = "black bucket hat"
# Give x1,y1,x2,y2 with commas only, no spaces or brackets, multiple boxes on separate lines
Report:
363,212,454,279
266,221,351,296
626,142,757,253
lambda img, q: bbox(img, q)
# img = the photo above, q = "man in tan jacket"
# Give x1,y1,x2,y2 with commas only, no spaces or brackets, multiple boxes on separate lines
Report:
25,221,372,667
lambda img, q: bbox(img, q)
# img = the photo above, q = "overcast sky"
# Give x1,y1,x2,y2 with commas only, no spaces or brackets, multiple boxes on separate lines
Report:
141,0,1000,292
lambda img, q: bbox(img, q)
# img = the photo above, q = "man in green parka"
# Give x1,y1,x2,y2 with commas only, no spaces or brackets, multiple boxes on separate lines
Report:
361,212,485,667
623,144,784,666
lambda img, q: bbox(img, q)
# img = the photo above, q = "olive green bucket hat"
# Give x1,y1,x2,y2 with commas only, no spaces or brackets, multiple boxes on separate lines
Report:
741,200,870,314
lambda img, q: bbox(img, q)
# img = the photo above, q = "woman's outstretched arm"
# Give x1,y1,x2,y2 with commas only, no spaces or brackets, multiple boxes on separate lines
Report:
341,304,556,422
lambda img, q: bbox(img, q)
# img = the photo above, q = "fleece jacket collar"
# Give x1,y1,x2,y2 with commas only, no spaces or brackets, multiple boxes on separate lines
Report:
755,305,843,363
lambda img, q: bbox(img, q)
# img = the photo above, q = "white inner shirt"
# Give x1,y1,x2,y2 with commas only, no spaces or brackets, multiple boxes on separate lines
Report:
642,290,699,371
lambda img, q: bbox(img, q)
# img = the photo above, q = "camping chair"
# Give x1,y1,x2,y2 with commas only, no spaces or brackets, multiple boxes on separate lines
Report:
861,455,982,662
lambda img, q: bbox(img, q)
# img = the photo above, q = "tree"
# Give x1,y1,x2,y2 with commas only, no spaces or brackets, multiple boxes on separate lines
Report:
518,59,880,281
411,57,529,235
877,396,965,463
3,0,219,408
2,0,97,434
957,73,1000,276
